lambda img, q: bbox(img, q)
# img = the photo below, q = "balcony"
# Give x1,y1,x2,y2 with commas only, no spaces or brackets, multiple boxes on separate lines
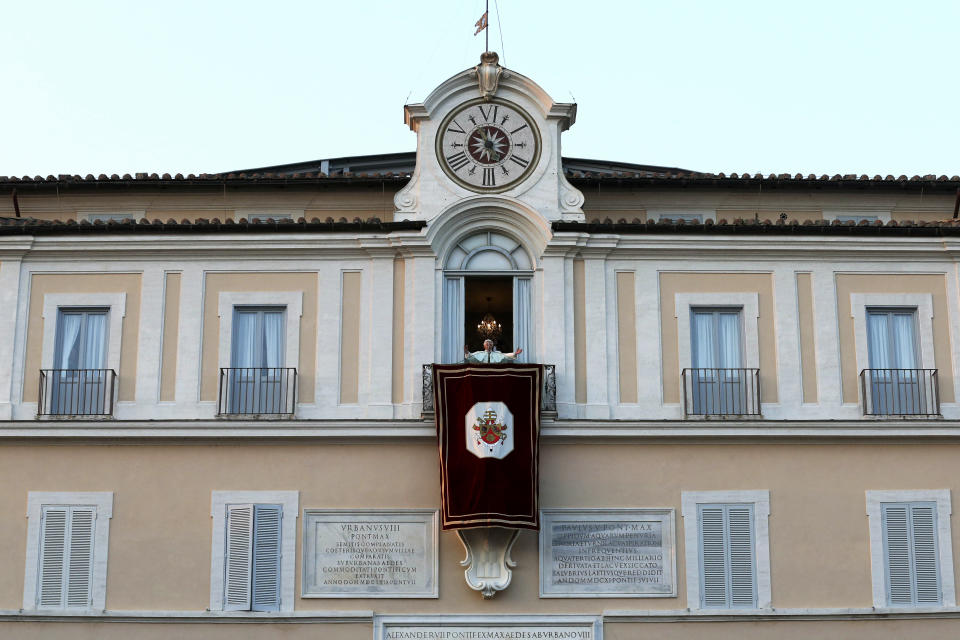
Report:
860,368,940,417
421,364,557,414
217,368,297,416
38,369,116,417
682,368,761,417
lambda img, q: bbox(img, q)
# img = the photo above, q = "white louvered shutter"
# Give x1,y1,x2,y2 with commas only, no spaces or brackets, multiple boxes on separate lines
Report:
38,507,67,607
727,505,757,607
883,502,940,606
699,505,728,607
912,505,940,604
37,505,95,609
698,503,757,608
251,505,282,611
65,508,95,607
224,504,254,611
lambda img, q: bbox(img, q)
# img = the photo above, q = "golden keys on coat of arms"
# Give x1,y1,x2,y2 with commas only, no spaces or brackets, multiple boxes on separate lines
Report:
473,408,506,445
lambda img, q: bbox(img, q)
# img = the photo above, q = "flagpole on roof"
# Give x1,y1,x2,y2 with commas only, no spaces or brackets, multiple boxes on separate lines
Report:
486,0,489,52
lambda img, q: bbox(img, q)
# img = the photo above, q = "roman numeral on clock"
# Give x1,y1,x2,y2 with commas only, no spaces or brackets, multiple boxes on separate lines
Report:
478,105,497,122
483,168,496,186
509,155,529,168
447,120,466,134
510,124,528,134
446,151,471,172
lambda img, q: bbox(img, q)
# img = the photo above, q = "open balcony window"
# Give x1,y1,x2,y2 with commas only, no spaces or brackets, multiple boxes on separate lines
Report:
863,309,939,416
683,309,760,416
219,307,296,416
39,309,114,416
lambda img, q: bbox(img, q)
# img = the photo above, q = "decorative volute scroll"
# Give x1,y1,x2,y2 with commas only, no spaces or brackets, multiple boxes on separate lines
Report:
475,51,502,100
457,527,520,599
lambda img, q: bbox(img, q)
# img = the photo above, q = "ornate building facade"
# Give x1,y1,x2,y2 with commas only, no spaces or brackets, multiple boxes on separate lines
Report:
1,55,960,639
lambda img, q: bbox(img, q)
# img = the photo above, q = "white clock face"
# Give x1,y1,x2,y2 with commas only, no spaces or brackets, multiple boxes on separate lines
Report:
436,98,541,192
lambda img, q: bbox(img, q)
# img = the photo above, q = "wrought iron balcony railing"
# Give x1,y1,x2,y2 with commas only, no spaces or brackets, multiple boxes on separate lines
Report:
860,368,940,417
421,364,556,414
682,368,761,417
217,367,297,416
38,369,117,416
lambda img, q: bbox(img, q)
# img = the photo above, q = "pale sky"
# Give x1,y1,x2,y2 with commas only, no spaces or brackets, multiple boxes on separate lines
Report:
1,0,958,178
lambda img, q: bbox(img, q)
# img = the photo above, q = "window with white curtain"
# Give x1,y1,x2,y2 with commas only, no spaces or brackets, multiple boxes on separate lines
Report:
690,309,743,414
229,308,286,414
866,309,921,414
53,309,109,414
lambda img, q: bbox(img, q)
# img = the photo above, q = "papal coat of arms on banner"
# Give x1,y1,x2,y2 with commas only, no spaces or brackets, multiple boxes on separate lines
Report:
465,401,513,459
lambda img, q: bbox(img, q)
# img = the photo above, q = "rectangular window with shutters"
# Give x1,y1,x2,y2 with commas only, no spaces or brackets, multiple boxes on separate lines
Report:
22,492,113,611
866,490,956,608
210,491,298,613
681,490,771,610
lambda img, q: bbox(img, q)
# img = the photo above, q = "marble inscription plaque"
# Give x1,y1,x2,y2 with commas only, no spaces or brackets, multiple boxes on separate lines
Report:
303,509,438,598
379,619,598,640
540,508,676,597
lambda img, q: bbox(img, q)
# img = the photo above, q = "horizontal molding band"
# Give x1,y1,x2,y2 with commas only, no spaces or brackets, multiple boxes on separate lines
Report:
2,608,960,624
603,606,960,622
0,419,960,440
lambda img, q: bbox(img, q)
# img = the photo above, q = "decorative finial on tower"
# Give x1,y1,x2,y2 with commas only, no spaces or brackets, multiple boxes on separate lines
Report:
476,51,502,101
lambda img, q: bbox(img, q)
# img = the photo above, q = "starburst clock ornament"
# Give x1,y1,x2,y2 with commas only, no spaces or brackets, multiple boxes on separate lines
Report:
436,98,541,193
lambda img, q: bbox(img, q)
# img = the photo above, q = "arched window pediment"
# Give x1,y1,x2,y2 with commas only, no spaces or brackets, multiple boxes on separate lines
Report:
444,231,533,272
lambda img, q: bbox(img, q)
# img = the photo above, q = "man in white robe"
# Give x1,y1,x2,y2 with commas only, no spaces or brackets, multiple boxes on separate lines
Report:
464,339,523,363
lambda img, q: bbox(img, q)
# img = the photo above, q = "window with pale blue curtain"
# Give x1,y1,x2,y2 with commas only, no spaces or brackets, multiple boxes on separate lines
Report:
866,309,921,414
229,308,285,413
52,309,108,414
690,309,743,414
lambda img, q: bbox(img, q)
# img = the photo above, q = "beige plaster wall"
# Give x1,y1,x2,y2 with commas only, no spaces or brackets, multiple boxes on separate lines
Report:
159,272,180,402
659,272,777,404
604,618,960,640
340,271,362,404
199,273,318,403
796,272,818,403
0,622,372,639
573,259,587,404
616,271,638,403
23,273,142,402
836,274,954,404
1,441,959,614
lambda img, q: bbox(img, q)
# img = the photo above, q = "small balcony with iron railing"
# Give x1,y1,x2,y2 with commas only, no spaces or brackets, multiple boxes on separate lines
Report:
217,368,297,417
38,369,117,417
682,368,761,417
421,364,556,415
860,368,940,417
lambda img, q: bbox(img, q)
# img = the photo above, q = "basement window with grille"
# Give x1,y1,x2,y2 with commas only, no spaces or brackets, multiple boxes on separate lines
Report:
209,491,299,613
866,490,956,608
681,490,771,610
23,492,113,611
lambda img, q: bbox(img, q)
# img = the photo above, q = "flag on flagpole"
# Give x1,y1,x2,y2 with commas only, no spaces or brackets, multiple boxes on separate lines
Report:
474,11,488,36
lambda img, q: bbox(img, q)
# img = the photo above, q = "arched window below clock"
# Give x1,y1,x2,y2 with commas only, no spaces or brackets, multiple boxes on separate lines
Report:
441,230,533,364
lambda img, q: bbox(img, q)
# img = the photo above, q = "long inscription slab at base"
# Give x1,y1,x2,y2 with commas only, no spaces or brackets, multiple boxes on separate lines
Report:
302,509,438,598
540,508,676,598
376,616,601,640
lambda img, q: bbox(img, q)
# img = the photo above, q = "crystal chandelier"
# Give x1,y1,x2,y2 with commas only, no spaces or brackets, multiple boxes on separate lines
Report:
476,297,502,342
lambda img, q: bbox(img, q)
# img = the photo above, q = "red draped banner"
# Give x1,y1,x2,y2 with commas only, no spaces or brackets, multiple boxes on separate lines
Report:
433,363,542,530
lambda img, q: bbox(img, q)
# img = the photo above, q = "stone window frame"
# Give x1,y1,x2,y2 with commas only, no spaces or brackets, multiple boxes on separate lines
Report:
681,489,771,611
209,490,299,613
866,489,955,609
23,491,114,611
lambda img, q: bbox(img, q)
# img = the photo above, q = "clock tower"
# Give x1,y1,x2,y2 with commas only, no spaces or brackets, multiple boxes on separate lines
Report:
394,52,585,223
